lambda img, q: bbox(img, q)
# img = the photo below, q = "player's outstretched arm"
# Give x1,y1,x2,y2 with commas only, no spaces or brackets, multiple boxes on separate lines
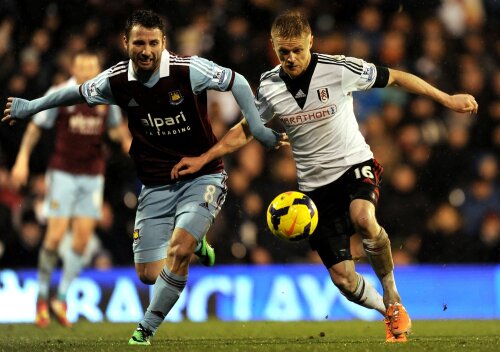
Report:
2,85,84,125
387,68,478,114
230,73,280,149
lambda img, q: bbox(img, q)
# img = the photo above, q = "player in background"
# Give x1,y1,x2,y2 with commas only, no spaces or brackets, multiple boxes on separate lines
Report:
170,10,478,342
10,51,130,328
3,10,285,345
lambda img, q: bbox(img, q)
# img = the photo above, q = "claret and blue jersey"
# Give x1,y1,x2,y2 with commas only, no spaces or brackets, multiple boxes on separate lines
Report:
79,49,234,185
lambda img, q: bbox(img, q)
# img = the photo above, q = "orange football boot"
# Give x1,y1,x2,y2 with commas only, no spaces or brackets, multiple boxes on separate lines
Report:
35,299,50,328
50,298,73,328
386,303,412,336
384,317,408,342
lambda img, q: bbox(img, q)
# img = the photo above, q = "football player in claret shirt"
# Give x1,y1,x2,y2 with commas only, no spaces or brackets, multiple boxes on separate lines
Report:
170,10,479,343
3,10,284,345
10,51,129,328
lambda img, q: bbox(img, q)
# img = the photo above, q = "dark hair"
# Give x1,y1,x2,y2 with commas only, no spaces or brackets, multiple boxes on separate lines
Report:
125,10,165,38
271,10,311,39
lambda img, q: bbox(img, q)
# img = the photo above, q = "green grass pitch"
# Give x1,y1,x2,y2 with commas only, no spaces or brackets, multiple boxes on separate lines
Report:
2,320,499,351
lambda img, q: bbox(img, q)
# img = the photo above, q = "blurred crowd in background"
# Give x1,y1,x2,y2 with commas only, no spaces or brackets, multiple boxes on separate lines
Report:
0,0,499,269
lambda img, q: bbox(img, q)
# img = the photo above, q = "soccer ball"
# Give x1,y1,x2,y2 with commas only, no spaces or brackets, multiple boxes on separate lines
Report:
266,191,318,241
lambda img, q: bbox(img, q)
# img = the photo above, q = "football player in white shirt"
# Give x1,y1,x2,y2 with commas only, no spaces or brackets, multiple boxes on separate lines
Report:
171,10,478,342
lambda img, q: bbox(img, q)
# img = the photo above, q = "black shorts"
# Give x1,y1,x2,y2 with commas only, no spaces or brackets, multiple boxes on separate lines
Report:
304,159,383,267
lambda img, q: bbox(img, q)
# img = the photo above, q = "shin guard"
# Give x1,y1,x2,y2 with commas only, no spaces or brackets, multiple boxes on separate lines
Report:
362,228,394,278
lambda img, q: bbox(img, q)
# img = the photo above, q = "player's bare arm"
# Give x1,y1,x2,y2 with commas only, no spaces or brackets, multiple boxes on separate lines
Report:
10,122,42,189
387,68,478,114
171,119,251,179
171,121,288,179
108,124,132,154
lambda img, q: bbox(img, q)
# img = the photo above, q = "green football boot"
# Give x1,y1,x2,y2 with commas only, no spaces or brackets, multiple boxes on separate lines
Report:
194,236,215,267
128,324,152,345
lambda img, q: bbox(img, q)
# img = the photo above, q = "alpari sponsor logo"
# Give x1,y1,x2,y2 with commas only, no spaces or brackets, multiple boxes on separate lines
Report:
280,105,337,126
141,111,192,136
69,113,103,135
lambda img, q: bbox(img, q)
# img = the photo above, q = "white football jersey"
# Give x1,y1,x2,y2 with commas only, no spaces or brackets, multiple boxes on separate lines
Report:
256,53,378,191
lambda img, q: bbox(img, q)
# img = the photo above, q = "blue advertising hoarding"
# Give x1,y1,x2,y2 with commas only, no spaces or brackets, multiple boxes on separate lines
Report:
1,264,499,323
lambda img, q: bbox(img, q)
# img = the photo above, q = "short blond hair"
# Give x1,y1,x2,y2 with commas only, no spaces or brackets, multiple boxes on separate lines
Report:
271,10,311,39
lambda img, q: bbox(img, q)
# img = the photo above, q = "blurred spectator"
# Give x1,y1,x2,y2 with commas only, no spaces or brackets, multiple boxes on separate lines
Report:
379,30,408,68
250,245,273,265
0,202,17,262
176,10,214,56
424,123,474,202
92,248,114,270
470,212,500,263
0,167,22,212
378,163,430,240
438,0,485,37
351,6,382,57
407,97,447,146
460,154,500,236
419,203,474,263
0,17,16,85
0,210,43,268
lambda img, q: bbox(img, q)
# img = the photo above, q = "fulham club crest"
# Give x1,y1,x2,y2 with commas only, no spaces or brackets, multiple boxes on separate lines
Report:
168,90,184,105
317,88,329,103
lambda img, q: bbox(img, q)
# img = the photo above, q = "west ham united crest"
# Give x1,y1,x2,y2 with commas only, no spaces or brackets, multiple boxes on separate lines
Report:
317,88,329,103
168,90,184,105
133,229,141,243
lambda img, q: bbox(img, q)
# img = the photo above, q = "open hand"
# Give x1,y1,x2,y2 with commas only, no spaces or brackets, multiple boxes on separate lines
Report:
2,97,16,125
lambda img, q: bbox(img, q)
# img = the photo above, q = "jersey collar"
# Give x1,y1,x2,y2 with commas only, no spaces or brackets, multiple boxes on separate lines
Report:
127,49,170,82
279,53,318,83
279,53,318,109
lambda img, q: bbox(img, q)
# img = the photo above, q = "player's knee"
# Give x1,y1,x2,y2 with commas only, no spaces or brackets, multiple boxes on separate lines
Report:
167,243,193,263
44,236,63,251
351,211,377,235
331,271,357,294
71,242,87,255
137,271,157,285
139,275,156,285
135,265,160,285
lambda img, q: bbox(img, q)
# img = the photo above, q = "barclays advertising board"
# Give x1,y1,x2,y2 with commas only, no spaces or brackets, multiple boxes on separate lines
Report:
1,264,499,323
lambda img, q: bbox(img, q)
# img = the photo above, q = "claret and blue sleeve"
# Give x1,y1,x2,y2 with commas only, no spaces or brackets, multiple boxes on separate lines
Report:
189,56,279,149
